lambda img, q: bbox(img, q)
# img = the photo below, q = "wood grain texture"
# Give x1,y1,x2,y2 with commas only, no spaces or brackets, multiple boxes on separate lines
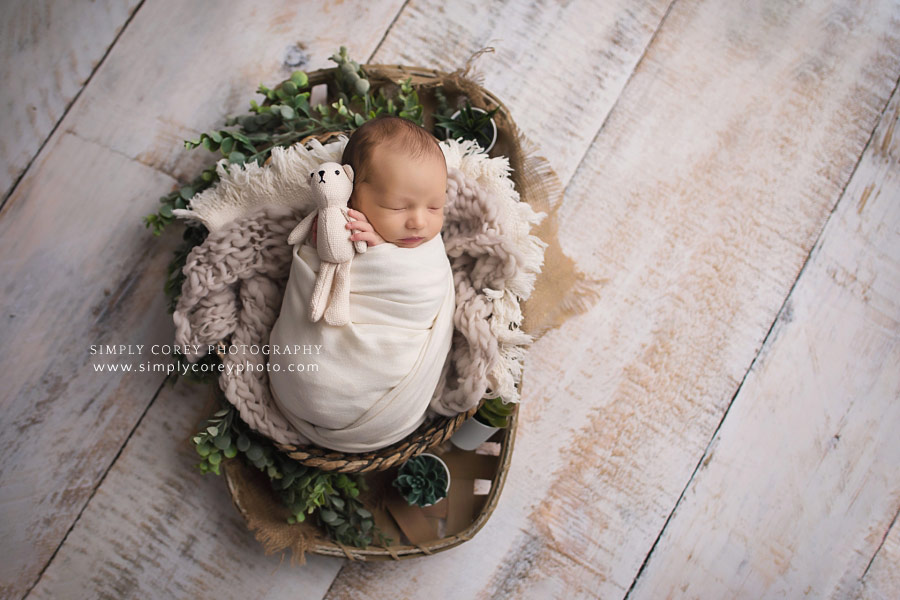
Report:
0,0,140,203
372,0,672,184
26,378,345,600
857,513,900,600
322,1,900,598
629,66,900,600
5,0,900,598
0,1,404,597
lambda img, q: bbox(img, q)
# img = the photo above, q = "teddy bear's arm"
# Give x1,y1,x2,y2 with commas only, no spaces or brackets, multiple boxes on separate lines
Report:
287,211,317,246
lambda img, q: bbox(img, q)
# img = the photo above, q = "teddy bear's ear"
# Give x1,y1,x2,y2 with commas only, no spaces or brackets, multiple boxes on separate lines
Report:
342,164,354,183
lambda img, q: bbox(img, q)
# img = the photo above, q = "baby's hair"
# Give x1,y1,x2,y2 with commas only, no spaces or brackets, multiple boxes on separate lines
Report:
341,115,446,187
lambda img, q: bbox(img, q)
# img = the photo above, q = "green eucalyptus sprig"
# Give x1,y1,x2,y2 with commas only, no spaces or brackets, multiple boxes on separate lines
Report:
392,455,449,507
145,46,427,239
191,399,392,548
330,45,370,100
192,406,238,475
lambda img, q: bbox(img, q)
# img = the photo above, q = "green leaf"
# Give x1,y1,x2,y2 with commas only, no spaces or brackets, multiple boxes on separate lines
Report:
279,105,295,120
320,509,338,524
159,204,173,218
236,434,250,452
246,445,263,461
229,130,254,150
213,435,231,450
224,445,238,459
220,137,234,156
290,71,308,87
206,426,218,436
208,452,222,465
208,130,223,143
228,151,246,164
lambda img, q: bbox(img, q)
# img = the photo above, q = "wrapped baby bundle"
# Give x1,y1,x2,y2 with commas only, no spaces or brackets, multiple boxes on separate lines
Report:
268,234,455,452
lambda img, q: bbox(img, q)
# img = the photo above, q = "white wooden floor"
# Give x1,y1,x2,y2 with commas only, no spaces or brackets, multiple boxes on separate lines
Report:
2,1,898,598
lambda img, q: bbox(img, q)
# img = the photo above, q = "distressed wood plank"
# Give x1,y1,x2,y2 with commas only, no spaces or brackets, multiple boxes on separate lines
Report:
323,1,900,599
27,379,345,600
0,1,403,597
857,513,900,599
629,68,900,600
0,0,140,203
373,0,672,184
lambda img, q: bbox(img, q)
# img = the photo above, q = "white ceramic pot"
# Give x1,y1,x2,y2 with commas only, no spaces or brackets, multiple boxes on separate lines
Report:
445,106,498,153
450,416,500,451
417,453,451,507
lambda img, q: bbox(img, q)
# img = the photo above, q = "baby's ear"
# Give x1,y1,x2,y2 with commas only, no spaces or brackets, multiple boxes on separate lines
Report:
342,164,354,183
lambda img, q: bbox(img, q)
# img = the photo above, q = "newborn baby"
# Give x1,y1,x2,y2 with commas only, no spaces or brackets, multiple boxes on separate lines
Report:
267,115,456,453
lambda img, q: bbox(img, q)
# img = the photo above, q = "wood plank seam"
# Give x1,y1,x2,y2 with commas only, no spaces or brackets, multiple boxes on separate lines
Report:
559,0,677,199
859,503,900,581
22,374,170,598
367,0,412,61
0,0,148,216
620,47,900,600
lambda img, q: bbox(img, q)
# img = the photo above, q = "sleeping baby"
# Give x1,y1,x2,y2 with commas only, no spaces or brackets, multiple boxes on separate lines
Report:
267,115,456,453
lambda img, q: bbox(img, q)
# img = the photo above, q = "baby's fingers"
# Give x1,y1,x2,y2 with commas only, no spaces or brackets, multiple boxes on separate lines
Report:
346,219,372,232
347,208,369,222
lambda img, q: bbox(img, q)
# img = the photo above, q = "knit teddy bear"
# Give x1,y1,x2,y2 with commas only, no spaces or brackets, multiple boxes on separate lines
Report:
287,161,367,326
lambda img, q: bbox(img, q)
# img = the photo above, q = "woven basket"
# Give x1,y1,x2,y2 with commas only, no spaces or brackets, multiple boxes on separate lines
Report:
209,58,558,562
208,61,538,474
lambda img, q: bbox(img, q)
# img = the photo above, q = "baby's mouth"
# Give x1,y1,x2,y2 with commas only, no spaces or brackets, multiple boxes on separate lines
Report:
398,236,424,244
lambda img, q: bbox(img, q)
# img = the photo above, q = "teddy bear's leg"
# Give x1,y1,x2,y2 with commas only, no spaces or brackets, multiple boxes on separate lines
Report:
309,263,335,322
324,261,351,326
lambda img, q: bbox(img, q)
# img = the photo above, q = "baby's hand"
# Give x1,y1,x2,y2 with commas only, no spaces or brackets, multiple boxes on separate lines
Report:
346,209,384,246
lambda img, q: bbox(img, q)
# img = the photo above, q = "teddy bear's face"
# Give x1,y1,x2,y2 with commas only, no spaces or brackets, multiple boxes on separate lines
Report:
309,162,354,208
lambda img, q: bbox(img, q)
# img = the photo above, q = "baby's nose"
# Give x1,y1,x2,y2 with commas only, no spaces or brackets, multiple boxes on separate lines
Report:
318,170,325,177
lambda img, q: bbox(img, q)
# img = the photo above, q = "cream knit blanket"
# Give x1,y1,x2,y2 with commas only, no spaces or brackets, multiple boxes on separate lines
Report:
172,136,547,447
268,234,455,452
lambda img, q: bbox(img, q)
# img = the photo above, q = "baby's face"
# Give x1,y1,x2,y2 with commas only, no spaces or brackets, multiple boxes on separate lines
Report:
349,147,447,249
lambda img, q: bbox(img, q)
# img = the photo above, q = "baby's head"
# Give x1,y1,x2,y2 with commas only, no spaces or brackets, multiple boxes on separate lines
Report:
342,115,447,248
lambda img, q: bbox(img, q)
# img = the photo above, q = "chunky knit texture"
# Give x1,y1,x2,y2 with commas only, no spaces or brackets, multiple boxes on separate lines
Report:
172,137,546,447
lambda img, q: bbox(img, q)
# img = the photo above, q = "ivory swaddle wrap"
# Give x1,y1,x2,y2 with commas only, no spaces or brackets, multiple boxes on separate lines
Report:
267,233,455,452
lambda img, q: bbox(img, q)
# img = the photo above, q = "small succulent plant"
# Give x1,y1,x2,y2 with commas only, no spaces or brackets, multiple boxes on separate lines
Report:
434,99,499,150
474,396,514,428
392,455,450,506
